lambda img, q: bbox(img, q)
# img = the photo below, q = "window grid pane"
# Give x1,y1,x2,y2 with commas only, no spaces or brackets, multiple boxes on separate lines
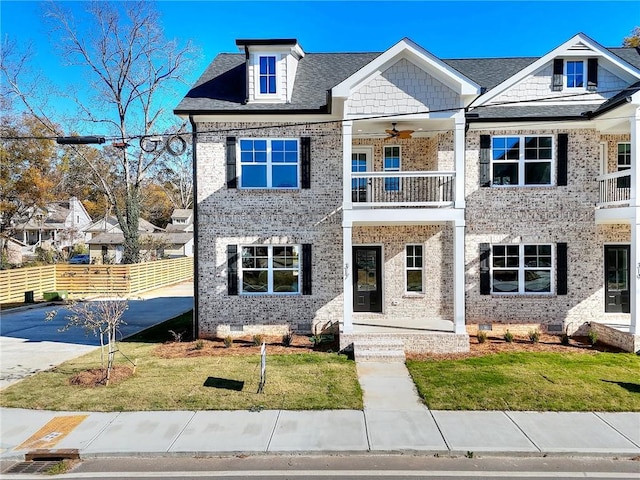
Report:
240,245,300,294
491,136,552,186
406,245,424,293
384,146,400,192
492,244,553,294
240,139,299,188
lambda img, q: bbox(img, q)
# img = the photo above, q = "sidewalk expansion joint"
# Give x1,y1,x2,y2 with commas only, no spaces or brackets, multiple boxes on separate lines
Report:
265,409,282,453
504,411,542,454
166,411,197,453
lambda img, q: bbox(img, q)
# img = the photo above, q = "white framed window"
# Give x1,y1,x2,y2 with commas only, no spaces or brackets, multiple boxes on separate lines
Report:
491,244,553,294
383,146,401,191
258,55,277,95
617,142,631,172
565,60,585,89
240,245,300,294
405,244,424,293
239,138,299,189
491,135,553,186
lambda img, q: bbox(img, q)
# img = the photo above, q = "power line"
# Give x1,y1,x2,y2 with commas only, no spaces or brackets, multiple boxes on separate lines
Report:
1,86,637,143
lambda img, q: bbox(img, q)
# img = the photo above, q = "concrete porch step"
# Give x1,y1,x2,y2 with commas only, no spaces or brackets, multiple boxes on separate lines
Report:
353,339,406,362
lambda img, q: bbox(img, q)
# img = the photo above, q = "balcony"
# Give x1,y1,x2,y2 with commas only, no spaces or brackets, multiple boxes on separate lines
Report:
597,171,631,207
350,171,455,208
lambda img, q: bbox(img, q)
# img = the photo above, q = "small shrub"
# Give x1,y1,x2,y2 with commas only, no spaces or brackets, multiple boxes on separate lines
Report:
560,333,570,345
168,330,184,343
503,330,514,343
223,335,233,348
194,339,205,350
477,331,488,344
252,334,264,346
528,329,540,343
588,329,598,346
282,331,293,347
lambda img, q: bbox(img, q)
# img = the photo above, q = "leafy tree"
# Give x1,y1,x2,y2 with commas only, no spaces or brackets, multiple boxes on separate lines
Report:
623,26,640,48
1,1,196,263
0,114,62,234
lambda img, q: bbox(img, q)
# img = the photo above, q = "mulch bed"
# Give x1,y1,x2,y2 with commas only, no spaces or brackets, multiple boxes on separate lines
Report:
153,334,337,359
69,366,134,387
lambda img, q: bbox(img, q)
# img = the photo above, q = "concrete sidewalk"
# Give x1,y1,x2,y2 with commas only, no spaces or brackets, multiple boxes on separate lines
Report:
1,360,639,460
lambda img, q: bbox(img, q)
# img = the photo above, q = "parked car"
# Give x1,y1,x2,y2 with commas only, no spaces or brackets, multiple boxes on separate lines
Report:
69,254,90,264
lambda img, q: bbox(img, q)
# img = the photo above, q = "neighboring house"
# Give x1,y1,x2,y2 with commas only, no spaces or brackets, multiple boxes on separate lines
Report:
166,209,194,232
88,232,194,263
12,197,92,250
85,216,164,264
175,34,640,353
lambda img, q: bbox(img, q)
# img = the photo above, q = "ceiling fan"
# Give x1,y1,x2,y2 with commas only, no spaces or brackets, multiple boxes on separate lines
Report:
385,123,414,140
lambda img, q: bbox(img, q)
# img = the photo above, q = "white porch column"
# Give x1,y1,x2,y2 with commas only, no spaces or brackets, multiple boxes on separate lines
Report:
342,224,353,333
453,217,466,334
453,113,466,209
342,120,354,333
342,120,353,211
629,107,639,335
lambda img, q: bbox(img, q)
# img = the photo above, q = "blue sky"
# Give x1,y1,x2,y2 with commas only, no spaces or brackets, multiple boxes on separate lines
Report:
1,0,638,123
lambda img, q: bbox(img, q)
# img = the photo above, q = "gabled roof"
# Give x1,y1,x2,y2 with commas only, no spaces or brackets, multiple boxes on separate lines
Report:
473,33,640,109
171,209,193,219
88,232,192,246
175,35,640,120
332,37,480,100
85,216,162,234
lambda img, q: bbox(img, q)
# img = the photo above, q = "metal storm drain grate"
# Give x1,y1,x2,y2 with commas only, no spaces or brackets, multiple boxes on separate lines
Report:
6,460,62,474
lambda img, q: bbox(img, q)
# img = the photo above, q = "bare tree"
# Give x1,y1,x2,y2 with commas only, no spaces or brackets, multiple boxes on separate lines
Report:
1,1,196,263
46,299,129,384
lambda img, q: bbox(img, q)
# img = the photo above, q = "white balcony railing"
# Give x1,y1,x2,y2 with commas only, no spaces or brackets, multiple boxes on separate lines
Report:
597,170,631,206
350,171,455,207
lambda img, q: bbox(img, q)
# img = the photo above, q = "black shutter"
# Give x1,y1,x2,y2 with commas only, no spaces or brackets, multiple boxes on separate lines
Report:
552,59,564,91
556,243,568,295
227,244,238,295
480,243,491,295
479,135,491,187
557,133,568,186
226,137,237,189
301,137,311,189
587,58,598,91
302,243,312,295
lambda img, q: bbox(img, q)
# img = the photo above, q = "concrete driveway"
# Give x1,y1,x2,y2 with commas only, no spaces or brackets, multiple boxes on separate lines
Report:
0,282,193,389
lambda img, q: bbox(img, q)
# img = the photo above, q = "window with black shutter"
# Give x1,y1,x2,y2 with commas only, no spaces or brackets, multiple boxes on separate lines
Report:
227,244,238,295
301,137,311,189
556,243,568,295
302,244,312,295
479,135,491,187
587,58,598,91
552,59,564,91
557,133,568,186
480,243,491,295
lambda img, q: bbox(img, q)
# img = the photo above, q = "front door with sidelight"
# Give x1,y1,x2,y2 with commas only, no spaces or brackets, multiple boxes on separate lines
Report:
353,246,382,312
604,245,630,313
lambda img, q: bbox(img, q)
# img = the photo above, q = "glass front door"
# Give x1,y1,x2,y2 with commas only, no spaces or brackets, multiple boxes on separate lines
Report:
604,245,630,313
352,151,370,203
353,246,382,312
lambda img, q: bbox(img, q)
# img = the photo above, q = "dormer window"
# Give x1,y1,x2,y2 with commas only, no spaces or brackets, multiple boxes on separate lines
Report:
236,39,304,104
259,56,277,94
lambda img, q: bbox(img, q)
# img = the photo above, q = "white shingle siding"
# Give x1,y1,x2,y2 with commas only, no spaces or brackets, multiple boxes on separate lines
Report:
349,59,459,115
491,63,628,104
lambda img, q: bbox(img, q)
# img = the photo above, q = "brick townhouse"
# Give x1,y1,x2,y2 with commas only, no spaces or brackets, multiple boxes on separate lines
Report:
175,33,640,353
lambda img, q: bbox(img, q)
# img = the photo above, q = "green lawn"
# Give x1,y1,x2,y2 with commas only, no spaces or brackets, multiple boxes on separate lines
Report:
407,352,640,412
0,342,362,411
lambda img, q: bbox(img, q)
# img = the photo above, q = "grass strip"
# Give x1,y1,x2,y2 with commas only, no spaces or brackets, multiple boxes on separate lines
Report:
407,352,640,412
0,342,362,411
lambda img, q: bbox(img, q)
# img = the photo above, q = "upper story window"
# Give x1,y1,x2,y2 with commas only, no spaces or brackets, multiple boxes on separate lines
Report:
492,136,553,186
240,245,300,294
259,56,277,94
239,139,299,189
383,146,401,191
617,142,631,188
491,244,553,294
565,60,584,88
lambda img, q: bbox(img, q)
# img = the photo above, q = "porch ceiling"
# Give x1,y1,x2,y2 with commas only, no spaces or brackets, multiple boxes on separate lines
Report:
351,118,453,139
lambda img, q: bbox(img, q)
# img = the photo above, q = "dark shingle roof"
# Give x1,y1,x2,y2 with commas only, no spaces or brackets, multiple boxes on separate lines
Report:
444,57,538,91
175,45,640,118
469,104,601,120
175,52,380,113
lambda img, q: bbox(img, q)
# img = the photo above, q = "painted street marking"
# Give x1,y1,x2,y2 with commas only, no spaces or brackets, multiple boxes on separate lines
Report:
15,415,88,450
